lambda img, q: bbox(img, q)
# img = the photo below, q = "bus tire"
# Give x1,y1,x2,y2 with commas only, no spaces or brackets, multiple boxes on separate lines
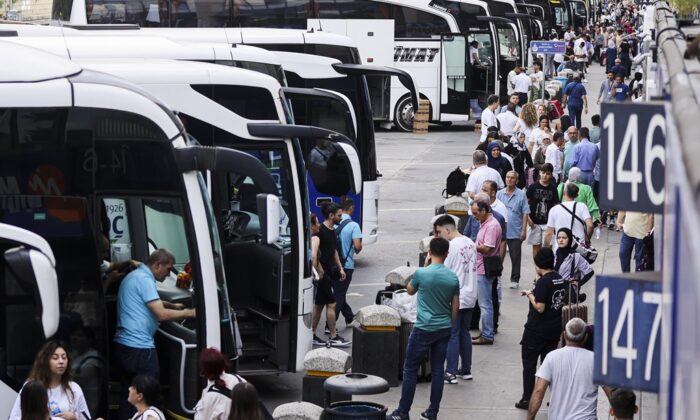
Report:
393,95,417,132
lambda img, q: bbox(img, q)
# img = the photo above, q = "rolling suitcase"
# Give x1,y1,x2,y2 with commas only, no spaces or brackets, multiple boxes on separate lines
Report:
561,281,588,326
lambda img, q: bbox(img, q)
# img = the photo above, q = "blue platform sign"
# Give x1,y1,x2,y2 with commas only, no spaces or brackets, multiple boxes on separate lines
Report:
594,272,662,392
529,41,566,54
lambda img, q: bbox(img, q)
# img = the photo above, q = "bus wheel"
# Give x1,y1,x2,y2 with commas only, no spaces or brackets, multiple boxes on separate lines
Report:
393,95,416,132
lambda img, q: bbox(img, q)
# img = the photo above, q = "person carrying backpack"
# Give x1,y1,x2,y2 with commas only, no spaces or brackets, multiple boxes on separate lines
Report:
333,196,363,328
194,348,245,420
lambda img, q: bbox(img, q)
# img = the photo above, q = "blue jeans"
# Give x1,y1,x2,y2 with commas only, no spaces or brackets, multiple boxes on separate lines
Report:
397,327,451,417
568,105,583,128
116,342,159,420
477,275,496,341
446,308,474,375
619,232,644,272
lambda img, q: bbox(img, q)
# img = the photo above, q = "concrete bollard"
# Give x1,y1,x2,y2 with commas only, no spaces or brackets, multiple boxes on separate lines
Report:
385,265,417,287
352,305,401,387
272,401,323,420
301,346,352,407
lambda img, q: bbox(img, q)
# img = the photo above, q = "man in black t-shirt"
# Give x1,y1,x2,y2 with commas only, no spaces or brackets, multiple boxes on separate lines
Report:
515,248,567,410
311,202,351,347
526,163,560,255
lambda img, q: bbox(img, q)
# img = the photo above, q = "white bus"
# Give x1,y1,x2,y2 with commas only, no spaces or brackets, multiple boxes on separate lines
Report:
57,0,509,126
0,41,361,418
1,23,420,244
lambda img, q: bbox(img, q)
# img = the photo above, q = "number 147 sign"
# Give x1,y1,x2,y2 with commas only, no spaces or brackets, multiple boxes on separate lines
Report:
600,102,666,213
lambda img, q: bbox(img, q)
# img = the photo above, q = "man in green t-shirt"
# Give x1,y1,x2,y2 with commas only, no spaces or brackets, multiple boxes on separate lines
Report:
389,237,459,420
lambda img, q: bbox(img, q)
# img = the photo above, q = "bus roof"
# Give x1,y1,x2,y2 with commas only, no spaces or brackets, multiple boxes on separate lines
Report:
271,52,343,79
77,58,283,94
0,40,81,82
0,24,284,66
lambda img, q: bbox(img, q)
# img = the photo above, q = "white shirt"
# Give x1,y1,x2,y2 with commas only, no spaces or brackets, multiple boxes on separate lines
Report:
529,127,549,154
10,382,90,420
444,235,478,309
497,111,519,137
516,119,535,145
545,143,564,178
469,46,480,64
506,70,518,95
466,165,505,194
513,73,532,93
564,31,575,42
492,198,509,223
194,373,246,420
536,346,598,420
574,41,587,62
480,107,498,142
530,70,544,89
547,201,592,249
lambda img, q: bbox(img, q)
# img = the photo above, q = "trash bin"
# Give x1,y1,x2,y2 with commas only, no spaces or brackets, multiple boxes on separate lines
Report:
323,373,390,408
323,401,387,420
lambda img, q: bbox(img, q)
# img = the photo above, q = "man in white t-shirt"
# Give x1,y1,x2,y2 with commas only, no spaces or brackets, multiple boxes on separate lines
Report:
466,150,504,199
563,27,575,43
480,94,500,142
544,182,593,250
545,131,565,182
433,215,478,383
527,318,602,420
513,67,532,108
469,40,481,65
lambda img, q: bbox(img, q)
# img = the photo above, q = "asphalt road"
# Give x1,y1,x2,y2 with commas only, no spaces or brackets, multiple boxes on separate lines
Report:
250,61,659,419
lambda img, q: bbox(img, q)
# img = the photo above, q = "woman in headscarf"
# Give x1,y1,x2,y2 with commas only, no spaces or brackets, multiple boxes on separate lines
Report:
505,132,533,188
605,37,617,73
554,228,595,301
487,141,513,184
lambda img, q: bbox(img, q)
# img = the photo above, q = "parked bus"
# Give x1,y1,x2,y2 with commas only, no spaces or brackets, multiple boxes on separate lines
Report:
61,0,505,126
0,24,412,244
0,40,276,419
0,41,361,418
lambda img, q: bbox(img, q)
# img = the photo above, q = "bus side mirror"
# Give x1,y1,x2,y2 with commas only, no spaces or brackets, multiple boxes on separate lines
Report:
256,194,281,245
4,247,59,339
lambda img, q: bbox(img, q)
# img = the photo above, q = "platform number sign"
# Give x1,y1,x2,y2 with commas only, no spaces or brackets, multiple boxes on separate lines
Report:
594,273,662,392
600,102,666,213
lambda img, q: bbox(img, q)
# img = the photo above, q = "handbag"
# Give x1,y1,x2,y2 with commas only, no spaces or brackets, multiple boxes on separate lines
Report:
483,255,503,277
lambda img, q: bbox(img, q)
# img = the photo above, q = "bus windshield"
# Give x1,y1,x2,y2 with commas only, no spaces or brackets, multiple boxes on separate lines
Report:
553,4,569,27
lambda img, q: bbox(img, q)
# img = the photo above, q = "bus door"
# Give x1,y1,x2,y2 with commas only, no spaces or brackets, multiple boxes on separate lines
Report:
550,0,569,33
569,0,588,29
477,16,515,103
438,34,470,119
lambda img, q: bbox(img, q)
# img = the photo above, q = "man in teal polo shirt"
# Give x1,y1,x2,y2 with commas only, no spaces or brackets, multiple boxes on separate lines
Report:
389,237,459,420
115,249,196,419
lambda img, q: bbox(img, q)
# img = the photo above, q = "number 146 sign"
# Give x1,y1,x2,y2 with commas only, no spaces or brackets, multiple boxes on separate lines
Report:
600,102,666,213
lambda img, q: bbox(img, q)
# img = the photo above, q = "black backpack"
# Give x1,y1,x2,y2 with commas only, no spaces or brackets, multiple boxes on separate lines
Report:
443,167,467,198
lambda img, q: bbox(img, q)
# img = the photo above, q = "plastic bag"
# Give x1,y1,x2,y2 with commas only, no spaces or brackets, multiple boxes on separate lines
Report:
391,290,417,323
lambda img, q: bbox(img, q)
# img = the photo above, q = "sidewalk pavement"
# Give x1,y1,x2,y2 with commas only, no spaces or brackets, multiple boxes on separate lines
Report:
357,62,659,419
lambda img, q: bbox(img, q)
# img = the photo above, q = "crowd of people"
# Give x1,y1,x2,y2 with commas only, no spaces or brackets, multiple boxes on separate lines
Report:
389,1,653,418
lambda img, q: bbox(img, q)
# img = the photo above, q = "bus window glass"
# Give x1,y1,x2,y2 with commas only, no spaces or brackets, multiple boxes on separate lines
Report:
191,84,279,121
232,0,311,28
317,0,390,19
497,25,519,60
470,33,493,64
394,5,450,38
172,0,233,27
87,0,166,25
143,198,190,271
429,0,485,33
304,44,361,64
554,6,568,27
231,61,287,85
